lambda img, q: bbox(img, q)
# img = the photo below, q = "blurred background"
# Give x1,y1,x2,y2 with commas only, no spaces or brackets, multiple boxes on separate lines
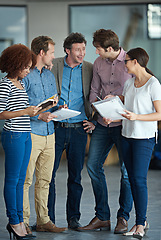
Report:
0,0,160,78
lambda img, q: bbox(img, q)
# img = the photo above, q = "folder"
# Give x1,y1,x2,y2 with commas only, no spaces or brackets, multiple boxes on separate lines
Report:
92,96,125,120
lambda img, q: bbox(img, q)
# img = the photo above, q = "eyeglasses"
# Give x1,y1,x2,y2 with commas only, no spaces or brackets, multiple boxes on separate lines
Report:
124,59,132,64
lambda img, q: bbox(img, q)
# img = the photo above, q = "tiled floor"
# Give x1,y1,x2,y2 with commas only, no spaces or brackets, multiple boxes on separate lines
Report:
0,147,161,240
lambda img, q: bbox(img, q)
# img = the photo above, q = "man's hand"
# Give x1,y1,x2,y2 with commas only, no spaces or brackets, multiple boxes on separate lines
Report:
45,63,53,71
58,104,68,109
38,112,57,122
103,94,115,100
83,120,95,133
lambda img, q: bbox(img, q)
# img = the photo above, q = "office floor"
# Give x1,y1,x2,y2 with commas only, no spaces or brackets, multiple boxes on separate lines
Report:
0,147,161,240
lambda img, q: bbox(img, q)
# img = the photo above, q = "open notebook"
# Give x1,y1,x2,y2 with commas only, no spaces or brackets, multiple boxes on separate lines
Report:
92,96,126,120
37,94,57,110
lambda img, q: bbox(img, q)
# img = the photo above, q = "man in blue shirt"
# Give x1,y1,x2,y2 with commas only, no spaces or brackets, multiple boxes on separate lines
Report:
23,36,66,234
40,33,95,230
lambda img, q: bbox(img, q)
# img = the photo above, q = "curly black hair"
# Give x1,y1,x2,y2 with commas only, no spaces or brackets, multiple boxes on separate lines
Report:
0,44,36,78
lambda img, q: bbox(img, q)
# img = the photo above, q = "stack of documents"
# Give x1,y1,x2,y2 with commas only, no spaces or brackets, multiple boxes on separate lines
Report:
52,108,81,121
92,96,125,120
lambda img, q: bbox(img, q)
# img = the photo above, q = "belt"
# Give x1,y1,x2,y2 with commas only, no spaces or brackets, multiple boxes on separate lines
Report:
58,122,83,128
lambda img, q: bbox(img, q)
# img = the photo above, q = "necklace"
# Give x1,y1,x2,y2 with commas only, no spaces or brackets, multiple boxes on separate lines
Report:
135,82,140,87
135,79,142,87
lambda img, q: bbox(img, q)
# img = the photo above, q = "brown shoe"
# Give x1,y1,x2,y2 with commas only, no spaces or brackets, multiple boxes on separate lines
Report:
36,220,67,233
78,216,111,231
114,217,128,234
24,223,32,235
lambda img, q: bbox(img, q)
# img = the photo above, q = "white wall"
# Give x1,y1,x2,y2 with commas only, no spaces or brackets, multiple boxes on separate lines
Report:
28,2,68,57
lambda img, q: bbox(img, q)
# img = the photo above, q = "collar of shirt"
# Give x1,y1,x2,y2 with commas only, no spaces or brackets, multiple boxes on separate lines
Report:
106,47,126,63
64,55,83,69
34,66,46,74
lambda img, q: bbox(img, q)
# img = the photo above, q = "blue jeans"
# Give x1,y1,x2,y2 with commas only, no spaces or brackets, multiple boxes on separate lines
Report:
1,130,32,225
121,136,155,226
86,123,133,221
48,124,87,223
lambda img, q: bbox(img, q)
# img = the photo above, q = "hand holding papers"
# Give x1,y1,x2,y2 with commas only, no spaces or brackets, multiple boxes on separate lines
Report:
92,96,125,120
52,108,81,121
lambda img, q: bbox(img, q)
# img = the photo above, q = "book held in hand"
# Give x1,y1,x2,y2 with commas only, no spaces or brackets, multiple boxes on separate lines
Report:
92,96,126,120
37,94,57,110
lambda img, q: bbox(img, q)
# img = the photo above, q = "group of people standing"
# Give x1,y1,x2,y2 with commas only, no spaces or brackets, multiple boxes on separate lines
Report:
0,29,161,240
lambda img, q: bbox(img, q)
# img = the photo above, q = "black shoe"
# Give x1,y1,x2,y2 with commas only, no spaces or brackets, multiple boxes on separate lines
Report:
31,223,37,231
6,223,30,239
68,218,82,230
26,234,36,238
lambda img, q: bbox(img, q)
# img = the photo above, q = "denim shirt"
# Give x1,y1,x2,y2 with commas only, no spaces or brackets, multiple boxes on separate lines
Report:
23,67,57,136
58,58,87,123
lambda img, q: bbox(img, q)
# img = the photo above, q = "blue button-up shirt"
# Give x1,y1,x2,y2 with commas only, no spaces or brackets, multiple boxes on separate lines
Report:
59,58,87,123
23,67,57,136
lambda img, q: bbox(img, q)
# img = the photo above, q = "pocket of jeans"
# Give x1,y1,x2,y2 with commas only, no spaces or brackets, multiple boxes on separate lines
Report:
75,126,87,136
147,137,155,149
10,132,22,139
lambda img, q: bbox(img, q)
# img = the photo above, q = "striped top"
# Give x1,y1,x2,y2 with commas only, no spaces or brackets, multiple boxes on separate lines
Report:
0,77,31,132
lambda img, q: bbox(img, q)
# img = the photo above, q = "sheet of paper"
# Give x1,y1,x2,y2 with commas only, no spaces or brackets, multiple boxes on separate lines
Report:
52,108,81,121
92,96,126,120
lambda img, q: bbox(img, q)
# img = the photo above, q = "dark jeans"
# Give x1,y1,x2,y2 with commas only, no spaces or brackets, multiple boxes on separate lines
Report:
48,124,87,223
2,130,31,225
86,123,133,221
121,136,155,225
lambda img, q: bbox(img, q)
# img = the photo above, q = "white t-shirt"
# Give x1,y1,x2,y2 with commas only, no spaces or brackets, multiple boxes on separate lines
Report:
122,76,161,139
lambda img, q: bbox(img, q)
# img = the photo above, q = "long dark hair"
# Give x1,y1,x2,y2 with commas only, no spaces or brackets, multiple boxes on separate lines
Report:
127,47,154,76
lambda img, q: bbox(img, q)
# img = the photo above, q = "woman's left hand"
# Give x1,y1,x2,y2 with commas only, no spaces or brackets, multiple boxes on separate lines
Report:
122,110,137,120
25,106,41,117
103,117,113,125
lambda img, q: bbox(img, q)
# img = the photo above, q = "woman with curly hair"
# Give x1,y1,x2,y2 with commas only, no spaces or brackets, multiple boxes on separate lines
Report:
0,44,40,239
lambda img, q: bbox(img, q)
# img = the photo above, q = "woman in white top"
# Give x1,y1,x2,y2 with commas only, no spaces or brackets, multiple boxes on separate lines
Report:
120,48,161,239
0,44,40,240
103,47,161,239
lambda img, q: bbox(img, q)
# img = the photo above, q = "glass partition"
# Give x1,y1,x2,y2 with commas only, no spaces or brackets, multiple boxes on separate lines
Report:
69,3,161,80
147,4,161,39
0,5,27,79
0,5,27,131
